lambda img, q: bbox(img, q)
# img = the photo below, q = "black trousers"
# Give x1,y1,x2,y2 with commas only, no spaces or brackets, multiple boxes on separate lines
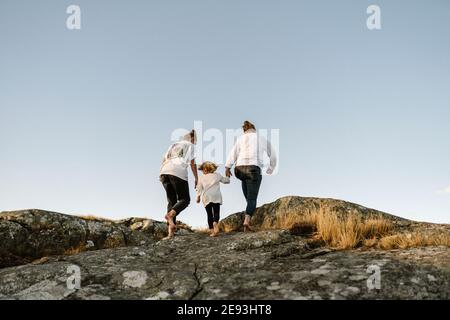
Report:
160,174,190,224
205,203,221,229
234,165,262,216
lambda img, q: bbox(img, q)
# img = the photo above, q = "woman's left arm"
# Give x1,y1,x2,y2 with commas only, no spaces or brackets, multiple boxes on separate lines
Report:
265,137,277,174
191,159,199,188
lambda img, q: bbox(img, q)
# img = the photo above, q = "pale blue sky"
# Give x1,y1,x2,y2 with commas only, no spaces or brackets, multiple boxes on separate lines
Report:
1,0,449,227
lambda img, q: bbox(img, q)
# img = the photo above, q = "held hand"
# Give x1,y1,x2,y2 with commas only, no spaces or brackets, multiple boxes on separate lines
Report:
225,167,232,178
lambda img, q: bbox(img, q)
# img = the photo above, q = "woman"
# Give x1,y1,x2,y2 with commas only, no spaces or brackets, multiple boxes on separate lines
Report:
159,129,198,239
225,121,277,231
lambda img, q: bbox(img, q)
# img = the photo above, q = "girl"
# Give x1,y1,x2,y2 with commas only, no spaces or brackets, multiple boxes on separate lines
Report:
196,161,230,237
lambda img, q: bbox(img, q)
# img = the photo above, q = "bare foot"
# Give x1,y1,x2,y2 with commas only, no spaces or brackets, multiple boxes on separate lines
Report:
162,224,177,240
213,222,220,237
165,211,176,229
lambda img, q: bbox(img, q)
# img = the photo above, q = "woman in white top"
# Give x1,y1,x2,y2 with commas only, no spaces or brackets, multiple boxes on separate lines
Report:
225,121,277,232
160,130,199,239
196,161,230,237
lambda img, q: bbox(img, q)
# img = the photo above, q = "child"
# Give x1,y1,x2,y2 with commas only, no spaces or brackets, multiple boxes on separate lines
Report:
196,161,230,237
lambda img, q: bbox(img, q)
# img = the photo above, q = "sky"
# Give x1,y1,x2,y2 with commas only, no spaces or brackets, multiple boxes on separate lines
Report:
1,0,449,227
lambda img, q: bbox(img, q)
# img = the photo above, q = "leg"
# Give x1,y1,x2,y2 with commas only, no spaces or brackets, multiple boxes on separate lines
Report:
161,175,177,213
243,167,262,231
212,203,220,224
171,176,191,215
161,175,178,236
235,167,248,198
212,204,220,236
205,203,214,230
241,180,248,200
235,166,248,229
244,167,262,216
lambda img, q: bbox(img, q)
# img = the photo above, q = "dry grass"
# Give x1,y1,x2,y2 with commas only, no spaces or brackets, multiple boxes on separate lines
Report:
78,215,115,222
64,243,87,255
260,208,450,250
311,210,393,249
377,232,450,250
261,209,394,249
194,227,213,234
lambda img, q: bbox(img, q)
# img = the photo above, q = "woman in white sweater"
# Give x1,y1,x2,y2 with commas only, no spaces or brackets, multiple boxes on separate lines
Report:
196,161,230,237
225,121,277,231
159,130,199,239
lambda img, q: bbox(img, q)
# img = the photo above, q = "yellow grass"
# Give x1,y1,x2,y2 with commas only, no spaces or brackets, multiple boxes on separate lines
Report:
194,227,213,234
64,243,87,255
378,232,450,250
259,208,450,250
78,215,115,222
261,209,394,249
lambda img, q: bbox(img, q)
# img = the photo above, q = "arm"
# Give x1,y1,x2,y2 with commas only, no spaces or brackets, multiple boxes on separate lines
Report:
219,174,230,184
265,138,277,174
196,177,202,203
225,139,239,177
191,159,199,188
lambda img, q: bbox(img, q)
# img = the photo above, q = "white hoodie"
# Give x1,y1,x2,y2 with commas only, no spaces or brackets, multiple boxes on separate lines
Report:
225,130,277,172
160,133,195,181
196,172,230,206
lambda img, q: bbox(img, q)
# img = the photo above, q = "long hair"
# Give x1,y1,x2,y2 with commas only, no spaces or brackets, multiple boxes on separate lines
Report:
242,120,256,132
183,129,197,144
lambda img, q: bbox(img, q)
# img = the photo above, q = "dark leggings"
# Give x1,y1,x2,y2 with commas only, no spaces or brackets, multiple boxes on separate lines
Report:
205,203,220,229
234,166,262,216
160,174,190,224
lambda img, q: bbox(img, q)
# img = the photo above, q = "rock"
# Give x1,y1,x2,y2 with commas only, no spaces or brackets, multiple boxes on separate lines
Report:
0,197,449,300
220,196,408,232
122,271,148,288
0,230,448,300
0,210,177,268
86,241,95,249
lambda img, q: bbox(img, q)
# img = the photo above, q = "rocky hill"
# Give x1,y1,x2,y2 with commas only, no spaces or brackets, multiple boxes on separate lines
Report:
0,196,449,300
0,209,191,269
219,196,408,232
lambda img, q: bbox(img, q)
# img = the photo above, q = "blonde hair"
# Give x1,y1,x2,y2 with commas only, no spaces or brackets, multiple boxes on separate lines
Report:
198,161,218,174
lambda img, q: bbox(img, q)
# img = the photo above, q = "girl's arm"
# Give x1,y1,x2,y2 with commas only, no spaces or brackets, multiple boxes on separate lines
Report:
219,173,230,184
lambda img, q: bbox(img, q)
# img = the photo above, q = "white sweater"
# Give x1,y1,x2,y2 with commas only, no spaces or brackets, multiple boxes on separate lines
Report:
225,131,277,171
196,172,230,206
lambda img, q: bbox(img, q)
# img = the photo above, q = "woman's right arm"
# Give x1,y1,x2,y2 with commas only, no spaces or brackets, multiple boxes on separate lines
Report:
225,139,240,177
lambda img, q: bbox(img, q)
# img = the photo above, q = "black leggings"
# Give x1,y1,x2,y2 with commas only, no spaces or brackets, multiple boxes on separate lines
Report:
205,203,220,229
160,174,190,224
